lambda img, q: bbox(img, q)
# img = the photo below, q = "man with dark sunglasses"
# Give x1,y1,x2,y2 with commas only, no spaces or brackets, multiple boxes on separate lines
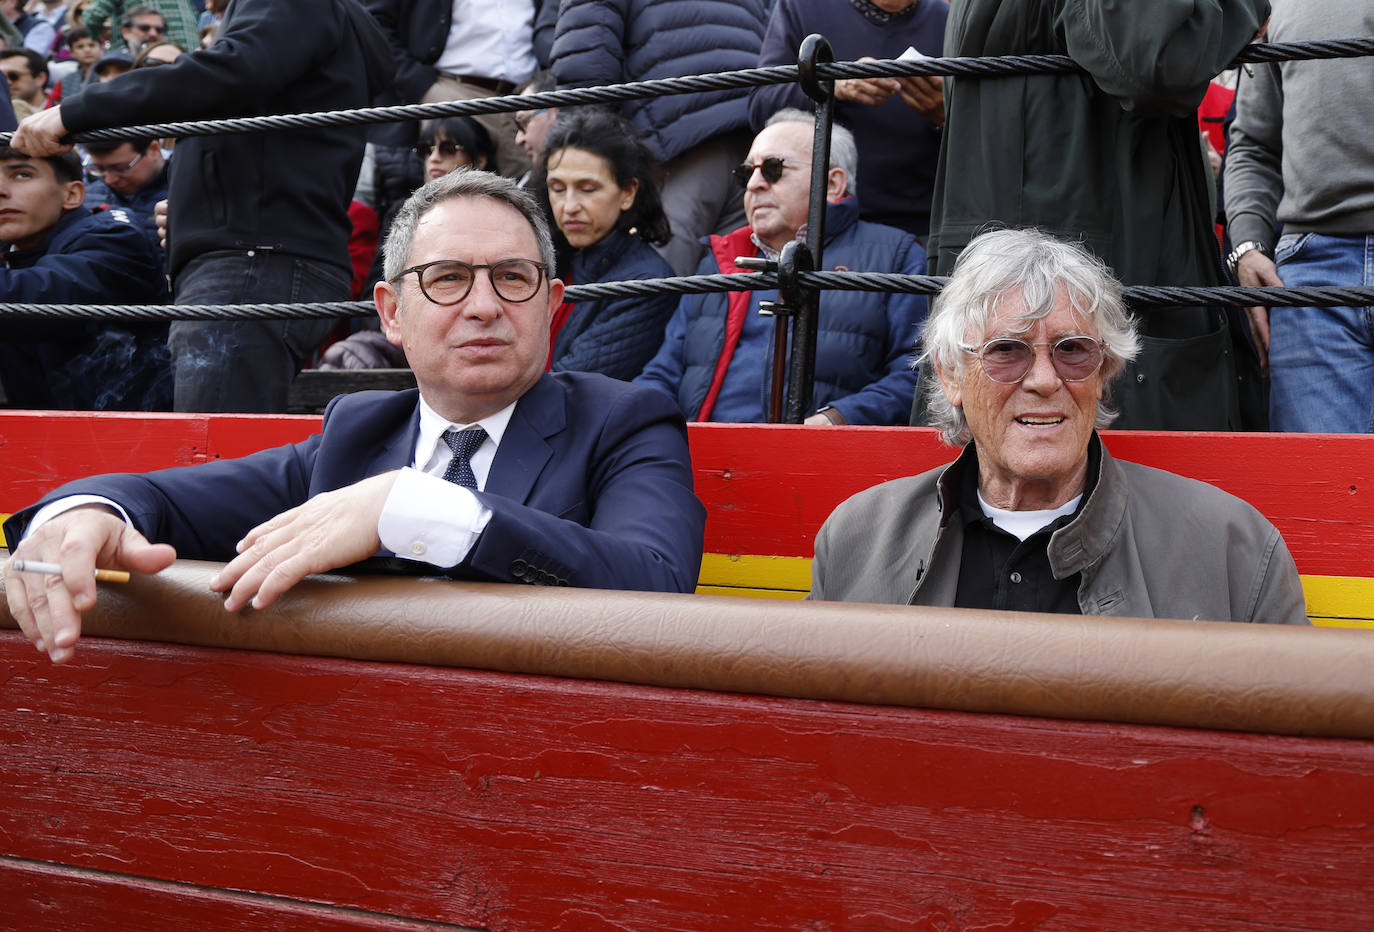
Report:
83,1,199,54
4,171,706,665
637,109,927,426
810,228,1307,625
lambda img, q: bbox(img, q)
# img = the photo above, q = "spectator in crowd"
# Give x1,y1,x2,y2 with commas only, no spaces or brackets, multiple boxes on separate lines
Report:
89,49,132,82
113,4,166,55
131,37,184,67
84,0,196,52
4,171,707,665
13,0,395,414
637,110,927,425
919,0,1270,432
1,48,48,117
197,0,222,30
1225,0,1374,433
20,0,69,57
540,108,676,381
364,0,558,178
748,0,947,241
44,26,101,105
513,69,556,191
0,145,171,411
811,228,1308,624
552,0,767,276
81,136,168,255
416,114,494,180
0,1,25,48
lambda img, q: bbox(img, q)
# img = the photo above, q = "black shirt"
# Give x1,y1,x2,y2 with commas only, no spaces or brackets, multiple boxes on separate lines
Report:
953,442,1101,614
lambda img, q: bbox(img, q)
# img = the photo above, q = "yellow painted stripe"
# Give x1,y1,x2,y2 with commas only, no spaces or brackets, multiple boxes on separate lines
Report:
696,554,1374,627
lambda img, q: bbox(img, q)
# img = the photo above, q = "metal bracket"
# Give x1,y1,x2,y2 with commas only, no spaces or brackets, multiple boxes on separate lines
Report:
798,34,836,104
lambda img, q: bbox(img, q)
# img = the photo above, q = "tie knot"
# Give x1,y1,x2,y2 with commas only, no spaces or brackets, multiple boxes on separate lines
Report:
443,426,487,459
441,426,487,489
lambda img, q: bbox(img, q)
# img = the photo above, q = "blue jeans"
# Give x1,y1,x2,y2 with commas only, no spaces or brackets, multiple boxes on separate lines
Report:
170,250,350,413
1268,232,1374,433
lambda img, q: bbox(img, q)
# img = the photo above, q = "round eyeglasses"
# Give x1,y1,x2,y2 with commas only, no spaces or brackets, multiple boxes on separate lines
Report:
960,336,1106,384
391,258,547,305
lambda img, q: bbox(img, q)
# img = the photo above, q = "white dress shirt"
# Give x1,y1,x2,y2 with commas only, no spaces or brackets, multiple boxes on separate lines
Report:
433,0,536,85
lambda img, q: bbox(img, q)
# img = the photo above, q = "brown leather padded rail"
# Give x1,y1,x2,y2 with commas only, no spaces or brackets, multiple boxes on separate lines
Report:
3,559,1372,738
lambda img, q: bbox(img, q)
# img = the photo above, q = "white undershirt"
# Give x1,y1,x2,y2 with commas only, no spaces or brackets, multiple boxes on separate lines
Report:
976,491,1082,542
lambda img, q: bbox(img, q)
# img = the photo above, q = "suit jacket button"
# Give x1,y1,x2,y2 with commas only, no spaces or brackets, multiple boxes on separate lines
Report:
510,559,528,578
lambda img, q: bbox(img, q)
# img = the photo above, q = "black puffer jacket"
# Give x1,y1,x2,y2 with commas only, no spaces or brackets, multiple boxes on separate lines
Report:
551,0,767,163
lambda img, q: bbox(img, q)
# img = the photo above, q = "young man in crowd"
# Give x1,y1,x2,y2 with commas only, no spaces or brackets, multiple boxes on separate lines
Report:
0,145,170,411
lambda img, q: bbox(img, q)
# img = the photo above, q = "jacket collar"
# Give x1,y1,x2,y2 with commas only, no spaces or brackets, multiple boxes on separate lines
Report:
483,373,564,504
571,227,635,282
1047,433,1127,577
707,196,865,265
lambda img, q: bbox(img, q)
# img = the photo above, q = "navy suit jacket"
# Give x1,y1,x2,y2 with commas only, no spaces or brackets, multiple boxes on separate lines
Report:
4,373,706,593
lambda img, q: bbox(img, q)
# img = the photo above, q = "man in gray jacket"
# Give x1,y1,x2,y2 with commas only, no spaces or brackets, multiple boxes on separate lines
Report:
1224,0,1374,433
810,229,1308,624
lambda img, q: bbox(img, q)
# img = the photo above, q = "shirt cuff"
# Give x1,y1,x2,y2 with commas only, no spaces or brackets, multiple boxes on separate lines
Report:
378,467,493,568
25,495,132,537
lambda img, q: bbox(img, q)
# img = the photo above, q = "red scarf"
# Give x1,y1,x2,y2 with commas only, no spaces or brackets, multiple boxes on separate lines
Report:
695,225,758,422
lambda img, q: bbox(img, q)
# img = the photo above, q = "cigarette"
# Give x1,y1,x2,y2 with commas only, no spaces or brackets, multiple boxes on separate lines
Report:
10,560,131,584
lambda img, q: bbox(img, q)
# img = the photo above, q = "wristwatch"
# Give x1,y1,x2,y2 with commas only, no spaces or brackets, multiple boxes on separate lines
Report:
1226,240,1274,277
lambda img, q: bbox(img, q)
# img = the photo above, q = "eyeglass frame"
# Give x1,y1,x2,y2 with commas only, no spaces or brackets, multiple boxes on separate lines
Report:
958,335,1107,384
731,156,790,189
513,108,549,132
130,21,167,34
390,258,549,305
90,151,144,177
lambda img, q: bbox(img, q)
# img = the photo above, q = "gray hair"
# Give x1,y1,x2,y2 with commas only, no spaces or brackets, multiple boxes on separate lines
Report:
919,228,1142,445
763,108,858,194
382,170,556,284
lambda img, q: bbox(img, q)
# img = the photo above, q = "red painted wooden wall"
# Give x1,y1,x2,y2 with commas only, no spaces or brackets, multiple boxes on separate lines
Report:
2,412,1372,576
4,633,1374,930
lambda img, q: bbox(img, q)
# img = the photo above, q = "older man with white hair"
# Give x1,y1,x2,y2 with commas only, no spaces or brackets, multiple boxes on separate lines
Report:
637,109,928,425
810,228,1308,624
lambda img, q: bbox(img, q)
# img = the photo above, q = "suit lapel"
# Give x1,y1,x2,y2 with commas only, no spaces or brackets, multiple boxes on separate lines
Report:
486,375,563,504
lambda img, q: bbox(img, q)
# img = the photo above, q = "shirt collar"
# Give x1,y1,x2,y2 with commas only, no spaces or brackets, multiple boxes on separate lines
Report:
415,393,516,467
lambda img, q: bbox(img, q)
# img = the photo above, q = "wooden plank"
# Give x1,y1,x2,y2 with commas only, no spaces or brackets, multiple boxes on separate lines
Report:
0,857,476,931
4,633,1373,930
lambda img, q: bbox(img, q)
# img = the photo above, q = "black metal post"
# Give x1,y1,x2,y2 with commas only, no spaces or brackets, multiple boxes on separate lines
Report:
785,34,835,424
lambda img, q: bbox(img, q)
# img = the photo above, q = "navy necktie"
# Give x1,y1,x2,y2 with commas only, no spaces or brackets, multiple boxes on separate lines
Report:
441,427,487,489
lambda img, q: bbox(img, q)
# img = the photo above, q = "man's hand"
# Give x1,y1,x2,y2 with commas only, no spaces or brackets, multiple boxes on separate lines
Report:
154,199,168,250
834,57,899,107
1236,249,1284,368
895,74,945,124
210,472,401,612
4,506,177,664
11,106,72,157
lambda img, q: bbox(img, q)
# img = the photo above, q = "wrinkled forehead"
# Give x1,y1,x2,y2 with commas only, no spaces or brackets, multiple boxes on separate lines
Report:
411,196,541,263
970,287,1101,343
747,121,813,166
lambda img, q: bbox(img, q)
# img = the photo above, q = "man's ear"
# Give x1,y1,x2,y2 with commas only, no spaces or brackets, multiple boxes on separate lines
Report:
61,179,85,211
826,166,847,202
375,279,404,347
935,361,963,409
546,275,565,311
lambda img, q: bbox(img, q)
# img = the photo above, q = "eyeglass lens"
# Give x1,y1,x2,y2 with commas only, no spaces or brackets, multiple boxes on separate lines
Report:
415,142,461,159
415,259,543,304
134,23,166,33
514,109,547,131
731,156,786,188
978,337,1103,383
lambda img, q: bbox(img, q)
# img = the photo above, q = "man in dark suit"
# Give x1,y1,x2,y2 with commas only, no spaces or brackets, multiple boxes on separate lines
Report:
3,171,706,665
